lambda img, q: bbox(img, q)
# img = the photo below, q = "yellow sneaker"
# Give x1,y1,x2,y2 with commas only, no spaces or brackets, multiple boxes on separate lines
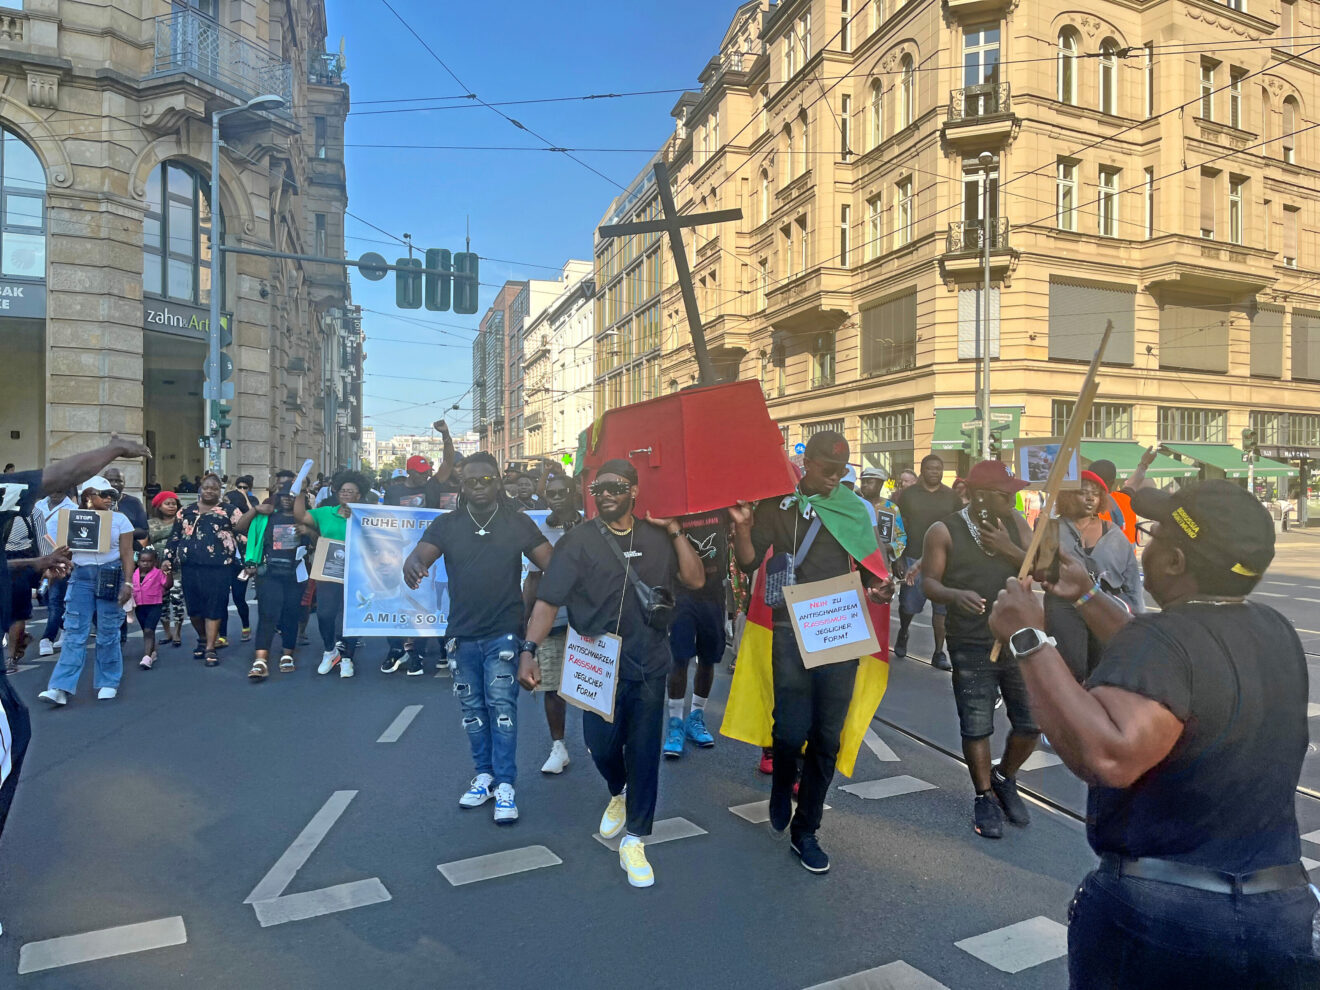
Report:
599,792,626,839
619,837,654,888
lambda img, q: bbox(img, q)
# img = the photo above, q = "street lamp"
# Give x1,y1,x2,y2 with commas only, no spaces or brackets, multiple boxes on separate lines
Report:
978,150,996,461
205,93,286,473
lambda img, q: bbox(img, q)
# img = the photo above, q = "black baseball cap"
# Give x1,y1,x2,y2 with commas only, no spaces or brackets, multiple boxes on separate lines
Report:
596,458,638,484
804,430,850,465
1132,480,1274,585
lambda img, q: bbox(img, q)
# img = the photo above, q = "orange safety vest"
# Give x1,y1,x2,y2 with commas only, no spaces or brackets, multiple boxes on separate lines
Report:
1103,490,1138,544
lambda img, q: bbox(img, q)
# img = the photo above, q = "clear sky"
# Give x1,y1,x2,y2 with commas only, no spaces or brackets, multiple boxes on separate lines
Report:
327,0,743,442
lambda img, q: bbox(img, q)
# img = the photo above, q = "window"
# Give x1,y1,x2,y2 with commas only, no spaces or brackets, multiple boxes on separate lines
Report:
1144,167,1155,239
760,171,770,223
1287,412,1320,445
314,213,327,256
1099,40,1118,115
783,124,795,182
142,160,220,305
840,94,851,160
1283,98,1298,163
1263,197,1273,251
1250,304,1284,378
1098,167,1119,237
899,55,915,127
895,178,913,246
314,116,327,159
1260,87,1271,146
1250,410,1285,445
1282,0,1296,47
1200,62,1215,120
1049,278,1137,364
800,12,812,63
803,418,845,442
1229,70,1243,128
713,108,720,149
782,222,794,276
869,80,883,149
757,258,769,310
1283,205,1298,266
798,109,810,176
839,205,851,268
1200,170,1217,238
810,332,835,387
1228,176,1245,245
1144,42,1155,118
1051,400,1133,439
1160,299,1230,372
861,289,918,376
1057,160,1077,231
0,129,46,280
1224,0,1246,10
860,410,915,475
785,24,797,78
796,215,809,271
760,86,769,135
958,287,1000,359
963,25,1001,116
1295,310,1320,382
841,0,851,51
1057,29,1079,105
867,194,883,260
1158,407,1227,443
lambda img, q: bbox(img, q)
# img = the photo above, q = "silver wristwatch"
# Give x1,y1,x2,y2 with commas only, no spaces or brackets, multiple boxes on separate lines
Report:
1008,627,1057,660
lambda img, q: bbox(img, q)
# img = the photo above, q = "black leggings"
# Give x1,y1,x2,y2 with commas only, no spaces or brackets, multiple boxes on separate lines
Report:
230,566,251,630
254,574,305,653
315,582,358,656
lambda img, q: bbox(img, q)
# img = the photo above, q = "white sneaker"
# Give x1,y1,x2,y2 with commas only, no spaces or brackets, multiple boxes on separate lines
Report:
97,687,117,701
619,836,654,888
37,688,68,706
492,783,518,824
459,773,495,808
317,649,339,675
38,638,53,657
139,655,154,670
339,658,354,678
541,740,570,774
51,634,63,650
599,790,626,839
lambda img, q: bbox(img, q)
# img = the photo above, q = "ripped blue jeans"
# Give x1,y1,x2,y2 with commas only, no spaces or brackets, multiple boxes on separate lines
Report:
452,633,521,787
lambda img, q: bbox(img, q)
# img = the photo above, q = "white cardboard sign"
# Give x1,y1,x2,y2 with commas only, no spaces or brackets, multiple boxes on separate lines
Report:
782,572,881,668
558,627,622,723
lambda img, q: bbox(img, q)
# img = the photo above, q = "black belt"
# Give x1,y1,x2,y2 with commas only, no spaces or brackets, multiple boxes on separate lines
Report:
1099,853,1311,895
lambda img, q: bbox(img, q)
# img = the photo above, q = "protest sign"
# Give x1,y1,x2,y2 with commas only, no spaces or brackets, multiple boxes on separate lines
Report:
559,627,622,723
57,508,111,554
310,539,347,583
782,572,881,669
342,505,449,637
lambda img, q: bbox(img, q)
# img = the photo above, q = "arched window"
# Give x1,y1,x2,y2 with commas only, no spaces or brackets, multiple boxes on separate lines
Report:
798,109,810,175
783,124,795,182
0,130,46,279
143,161,222,305
1099,39,1118,115
900,55,915,127
1283,97,1299,163
760,170,770,223
1058,28,1079,105
1260,87,1271,147
869,79,883,148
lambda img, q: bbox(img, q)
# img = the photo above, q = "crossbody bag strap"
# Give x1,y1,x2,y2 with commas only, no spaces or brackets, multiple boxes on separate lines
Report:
792,512,824,568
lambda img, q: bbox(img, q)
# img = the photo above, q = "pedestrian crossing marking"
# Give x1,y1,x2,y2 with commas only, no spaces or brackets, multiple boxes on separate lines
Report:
803,959,951,989
728,800,830,824
955,916,1068,974
593,816,706,851
1307,703,1320,718
1302,829,1320,845
1018,751,1064,772
863,728,901,762
437,845,562,886
1302,857,1319,871
18,916,187,975
840,776,937,800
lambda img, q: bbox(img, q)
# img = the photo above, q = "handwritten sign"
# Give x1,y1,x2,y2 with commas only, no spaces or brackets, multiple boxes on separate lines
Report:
782,572,881,668
56,508,112,554
310,538,347,583
558,627,622,723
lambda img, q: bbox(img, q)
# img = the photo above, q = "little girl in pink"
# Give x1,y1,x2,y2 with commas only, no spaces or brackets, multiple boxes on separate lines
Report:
132,548,171,669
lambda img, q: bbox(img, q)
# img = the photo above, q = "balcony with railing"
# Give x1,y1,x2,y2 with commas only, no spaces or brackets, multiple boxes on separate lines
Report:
148,9,293,110
943,83,1014,147
941,219,1016,276
308,50,346,87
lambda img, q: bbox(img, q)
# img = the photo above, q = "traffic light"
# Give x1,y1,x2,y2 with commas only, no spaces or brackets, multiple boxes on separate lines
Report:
453,252,479,314
1242,427,1258,454
424,248,451,312
395,256,423,309
203,315,235,400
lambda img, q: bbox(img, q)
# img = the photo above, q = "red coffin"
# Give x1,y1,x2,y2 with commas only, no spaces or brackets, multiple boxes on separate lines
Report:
579,380,799,519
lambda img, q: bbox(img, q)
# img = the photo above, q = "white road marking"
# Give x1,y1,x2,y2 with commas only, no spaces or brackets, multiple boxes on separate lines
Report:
863,728,901,762
1253,592,1289,598
803,959,951,989
1303,857,1319,872
1297,629,1320,636
244,790,391,927
1265,581,1298,587
1299,598,1320,604
593,816,706,851
376,704,423,743
437,845,562,886
18,917,187,975
1018,751,1064,772
1302,829,1320,846
955,916,1069,974
1308,703,1320,718
728,801,830,824
840,776,937,800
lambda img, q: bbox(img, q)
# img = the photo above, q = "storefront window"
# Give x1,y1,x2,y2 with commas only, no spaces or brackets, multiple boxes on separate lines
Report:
0,130,46,279
143,161,222,305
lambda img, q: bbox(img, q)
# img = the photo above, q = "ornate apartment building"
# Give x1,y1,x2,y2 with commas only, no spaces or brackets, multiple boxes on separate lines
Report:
521,259,594,464
610,0,1320,511
0,0,360,488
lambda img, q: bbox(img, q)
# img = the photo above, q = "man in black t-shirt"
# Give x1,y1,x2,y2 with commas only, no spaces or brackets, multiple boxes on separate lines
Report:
989,480,1319,989
896,454,962,669
520,458,703,889
404,452,551,826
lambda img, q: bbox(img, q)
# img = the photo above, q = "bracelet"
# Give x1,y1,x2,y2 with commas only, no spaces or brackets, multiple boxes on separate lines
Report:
1074,581,1103,606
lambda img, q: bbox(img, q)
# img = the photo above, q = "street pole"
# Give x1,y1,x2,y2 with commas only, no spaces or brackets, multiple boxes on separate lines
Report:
979,151,995,461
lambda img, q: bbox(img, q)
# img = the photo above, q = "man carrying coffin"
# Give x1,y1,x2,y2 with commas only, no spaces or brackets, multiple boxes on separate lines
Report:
729,430,894,875
518,459,704,888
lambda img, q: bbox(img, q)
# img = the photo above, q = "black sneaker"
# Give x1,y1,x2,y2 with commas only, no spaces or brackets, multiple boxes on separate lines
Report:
991,767,1031,826
768,782,792,834
404,651,425,676
931,650,952,671
380,650,404,674
974,793,1004,839
893,628,908,659
790,833,830,874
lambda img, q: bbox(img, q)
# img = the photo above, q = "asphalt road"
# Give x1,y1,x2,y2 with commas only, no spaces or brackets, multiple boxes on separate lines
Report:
2,530,1317,988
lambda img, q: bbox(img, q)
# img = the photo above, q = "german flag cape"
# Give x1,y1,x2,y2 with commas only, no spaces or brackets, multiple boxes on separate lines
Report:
719,488,890,777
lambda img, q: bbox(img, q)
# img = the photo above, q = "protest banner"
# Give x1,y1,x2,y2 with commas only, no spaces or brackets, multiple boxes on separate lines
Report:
782,572,881,669
342,505,449,637
310,539,346,583
559,627,622,722
57,508,112,554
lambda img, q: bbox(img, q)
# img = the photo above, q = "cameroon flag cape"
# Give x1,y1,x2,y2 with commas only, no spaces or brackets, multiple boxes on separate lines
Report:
719,486,890,777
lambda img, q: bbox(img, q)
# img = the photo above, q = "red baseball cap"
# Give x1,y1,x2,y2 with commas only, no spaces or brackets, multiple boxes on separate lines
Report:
406,455,432,474
966,459,1029,494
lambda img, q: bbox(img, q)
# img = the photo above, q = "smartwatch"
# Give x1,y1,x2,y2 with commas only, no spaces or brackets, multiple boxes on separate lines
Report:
520,639,539,658
1008,627,1057,660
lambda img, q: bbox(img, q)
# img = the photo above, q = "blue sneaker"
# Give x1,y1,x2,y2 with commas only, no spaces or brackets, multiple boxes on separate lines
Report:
663,717,685,758
685,709,715,748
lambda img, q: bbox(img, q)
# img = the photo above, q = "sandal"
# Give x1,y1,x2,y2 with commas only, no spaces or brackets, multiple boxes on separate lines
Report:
4,657,17,675
279,654,295,673
204,650,219,667
193,646,205,661
171,638,183,648
248,658,269,680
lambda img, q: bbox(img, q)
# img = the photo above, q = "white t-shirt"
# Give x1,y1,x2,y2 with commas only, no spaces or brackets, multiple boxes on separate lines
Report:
46,508,133,566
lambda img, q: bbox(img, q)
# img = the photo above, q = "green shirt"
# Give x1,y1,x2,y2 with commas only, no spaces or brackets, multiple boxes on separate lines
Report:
309,505,348,542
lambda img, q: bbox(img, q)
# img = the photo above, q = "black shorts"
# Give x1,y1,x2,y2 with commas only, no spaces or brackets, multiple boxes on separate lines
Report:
7,567,34,623
669,594,726,667
182,564,231,620
134,603,163,631
949,641,1038,740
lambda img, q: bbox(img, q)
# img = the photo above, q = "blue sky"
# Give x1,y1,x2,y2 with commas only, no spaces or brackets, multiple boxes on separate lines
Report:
327,0,744,440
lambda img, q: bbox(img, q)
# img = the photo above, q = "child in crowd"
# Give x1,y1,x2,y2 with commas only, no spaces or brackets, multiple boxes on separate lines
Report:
132,548,170,669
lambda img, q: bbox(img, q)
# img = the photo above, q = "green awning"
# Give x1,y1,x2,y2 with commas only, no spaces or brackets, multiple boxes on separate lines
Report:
1161,443,1298,479
931,406,1023,451
1079,441,1198,481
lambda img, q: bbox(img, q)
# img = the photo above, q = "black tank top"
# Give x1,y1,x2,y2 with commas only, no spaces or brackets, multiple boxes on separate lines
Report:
942,509,1023,647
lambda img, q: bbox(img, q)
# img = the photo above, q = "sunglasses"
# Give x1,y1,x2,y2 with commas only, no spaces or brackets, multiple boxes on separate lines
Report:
461,475,499,489
236,485,250,491
93,490,119,500
1135,521,1159,540
589,480,631,497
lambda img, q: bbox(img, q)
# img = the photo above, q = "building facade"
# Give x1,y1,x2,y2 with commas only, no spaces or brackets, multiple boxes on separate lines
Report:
0,0,359,489
522,259,593,463
614,0,1320,516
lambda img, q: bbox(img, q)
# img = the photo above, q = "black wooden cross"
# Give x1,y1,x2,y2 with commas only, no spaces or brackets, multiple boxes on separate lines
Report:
598,161,742,386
